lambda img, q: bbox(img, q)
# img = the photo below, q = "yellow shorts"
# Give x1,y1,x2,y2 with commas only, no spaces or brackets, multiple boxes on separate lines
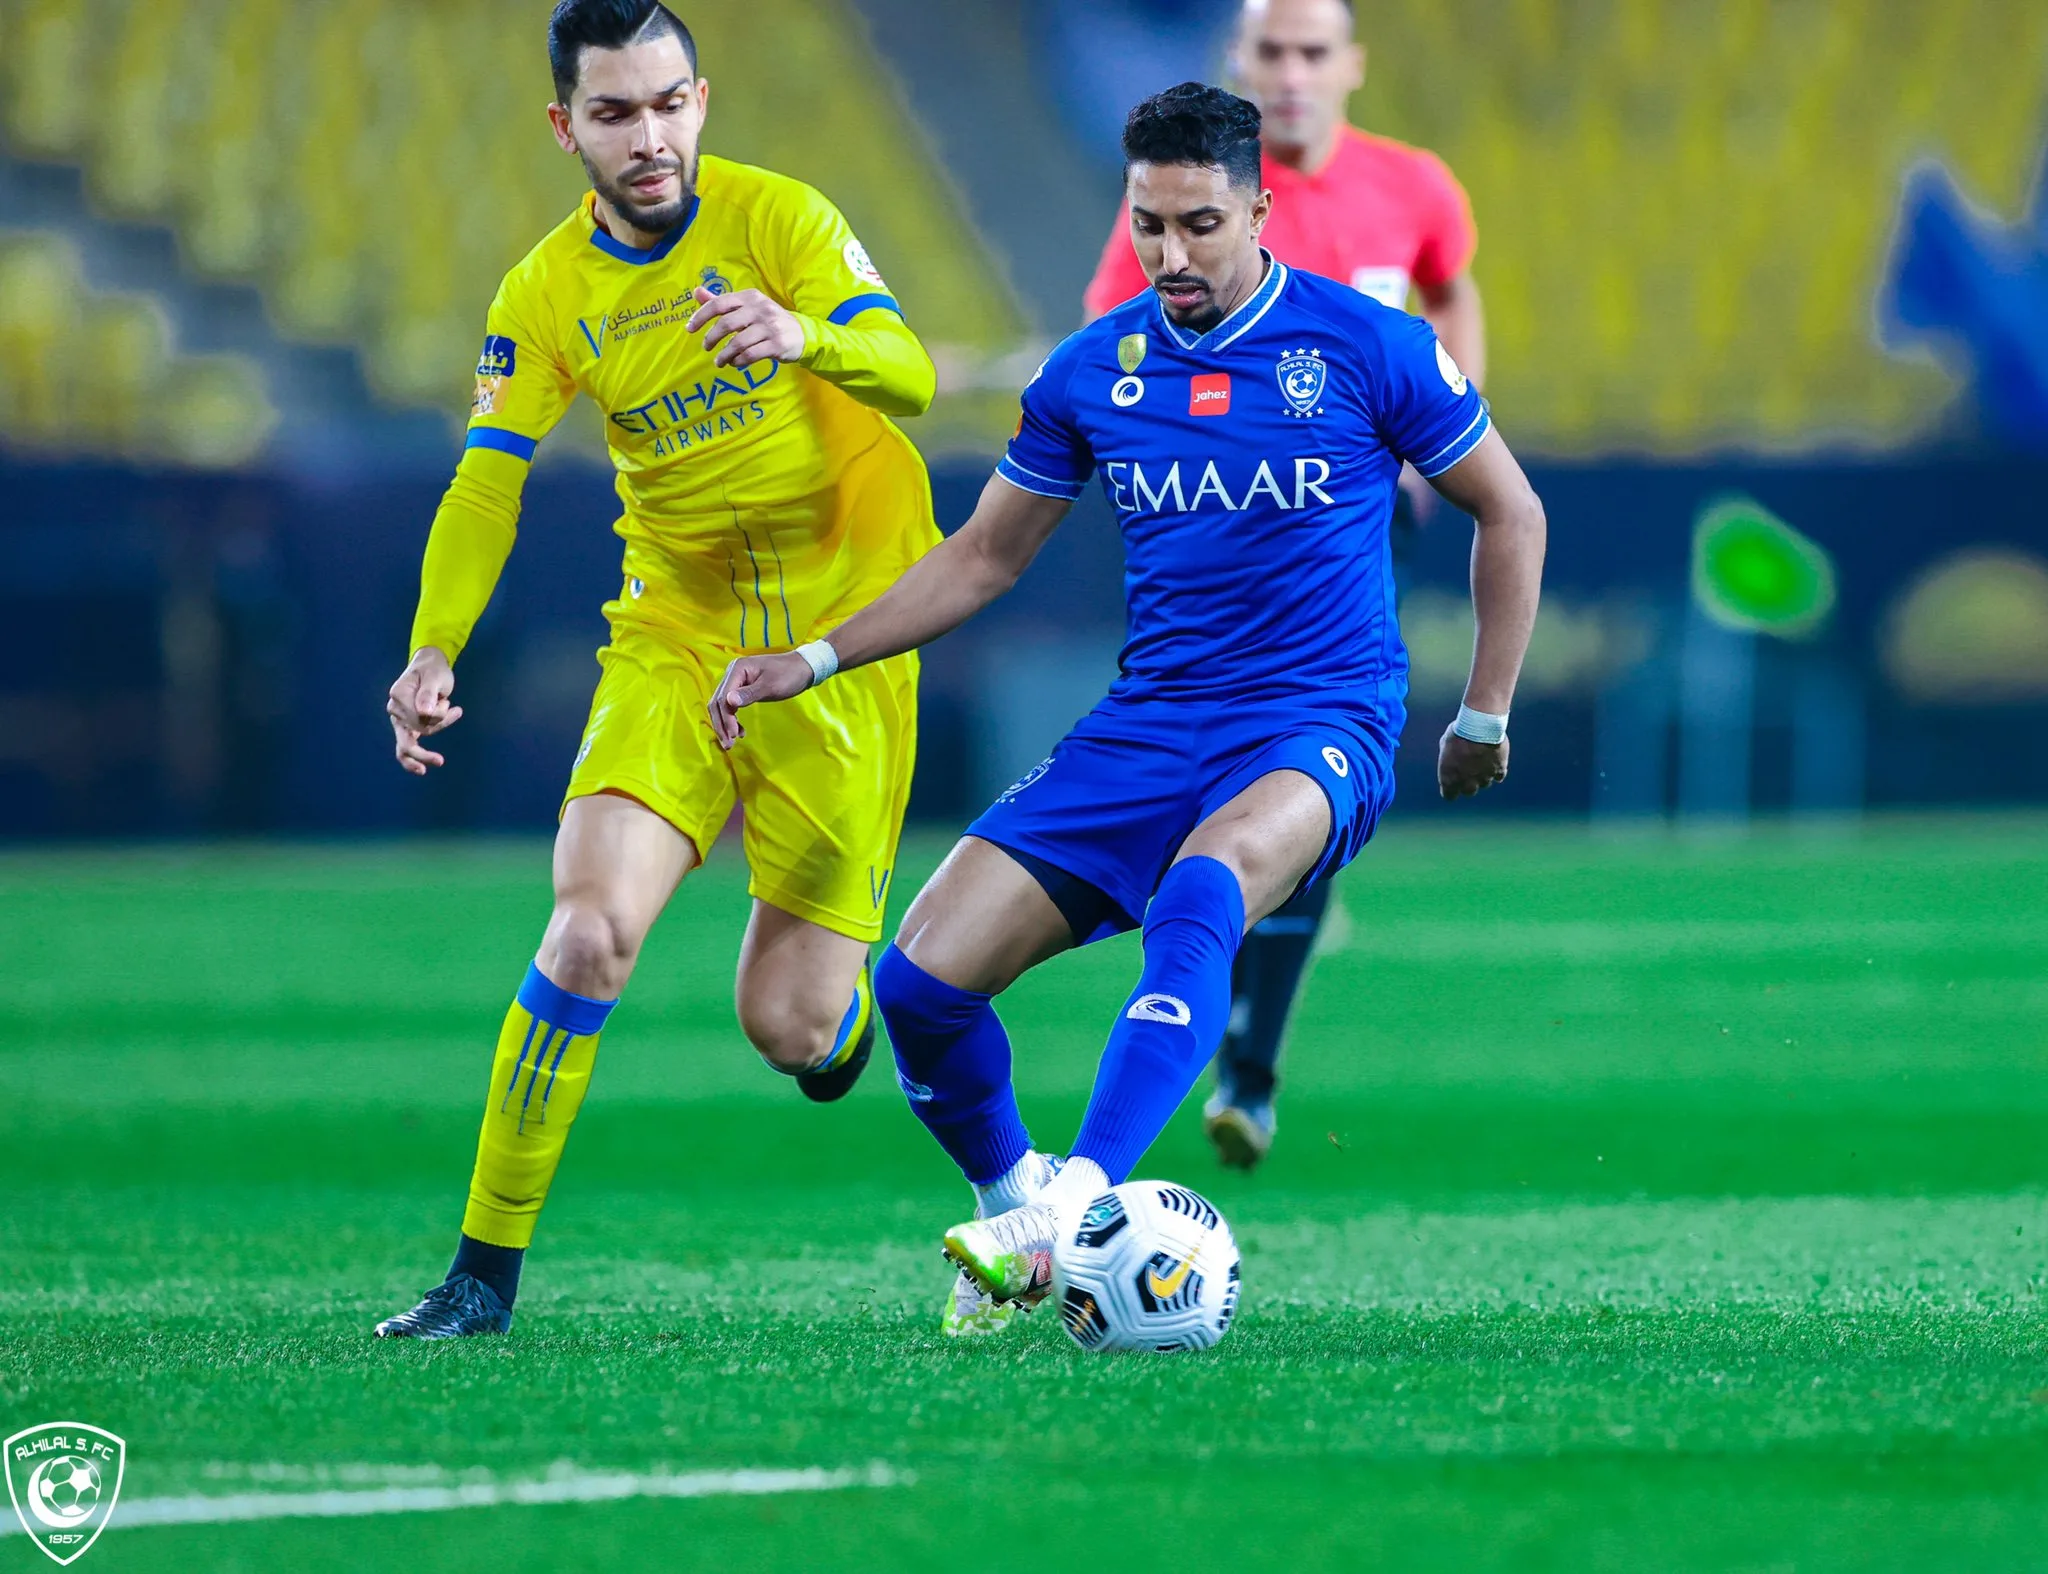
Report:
563,626,917,943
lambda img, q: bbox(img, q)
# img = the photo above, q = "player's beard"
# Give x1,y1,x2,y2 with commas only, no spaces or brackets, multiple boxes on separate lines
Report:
1155,275,1224,334
585,147,698,238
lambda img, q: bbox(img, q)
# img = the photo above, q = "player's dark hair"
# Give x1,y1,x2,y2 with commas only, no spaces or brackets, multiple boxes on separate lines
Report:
1122,83,1264,191
548,0,698,104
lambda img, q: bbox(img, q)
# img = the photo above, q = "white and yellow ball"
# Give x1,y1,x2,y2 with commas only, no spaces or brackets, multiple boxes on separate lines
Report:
1052,1180,1240,1353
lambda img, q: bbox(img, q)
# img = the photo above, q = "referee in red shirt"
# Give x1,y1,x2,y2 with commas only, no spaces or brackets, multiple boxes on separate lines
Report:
1083,0,1490,1172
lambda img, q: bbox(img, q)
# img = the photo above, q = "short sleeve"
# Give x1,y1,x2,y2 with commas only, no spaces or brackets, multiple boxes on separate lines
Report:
996,338,1094,502
1407,149,1478,292
764,182,906,327
465,270,575,463
1371,310,1491,478
1082,204,1153,320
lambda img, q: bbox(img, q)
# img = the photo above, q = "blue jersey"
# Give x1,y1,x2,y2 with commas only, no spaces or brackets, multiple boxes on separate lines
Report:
997,256,1491,707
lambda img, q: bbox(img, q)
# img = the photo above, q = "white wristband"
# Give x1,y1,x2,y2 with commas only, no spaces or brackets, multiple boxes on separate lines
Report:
1453,703,1509,745
795,639,839,689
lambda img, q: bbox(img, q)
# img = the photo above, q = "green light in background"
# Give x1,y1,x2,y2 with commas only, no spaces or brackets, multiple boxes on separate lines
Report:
1691,496,1837,638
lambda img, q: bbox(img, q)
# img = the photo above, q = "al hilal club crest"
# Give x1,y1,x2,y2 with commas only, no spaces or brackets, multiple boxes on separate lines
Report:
1276,347,1328,418
6,1423,125,1565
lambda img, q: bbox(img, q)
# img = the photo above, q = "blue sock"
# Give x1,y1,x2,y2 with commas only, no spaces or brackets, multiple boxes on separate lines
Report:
1073,856,1246,1182
874,944,1032,1184
449,1233,524,1309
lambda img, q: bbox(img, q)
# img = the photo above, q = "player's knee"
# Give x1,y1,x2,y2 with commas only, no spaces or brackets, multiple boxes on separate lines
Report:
876,942,999,1082
1148,856,1247,952
889,916,1018,1000
543,905,642,999
872,942,925,1026
737,990,831,1072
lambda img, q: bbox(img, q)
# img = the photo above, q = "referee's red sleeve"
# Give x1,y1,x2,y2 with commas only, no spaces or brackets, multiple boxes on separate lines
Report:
1410,149,1479,290
1083,203,1152,319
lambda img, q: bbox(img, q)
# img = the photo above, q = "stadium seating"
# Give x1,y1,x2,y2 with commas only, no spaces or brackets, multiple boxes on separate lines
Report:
0,228,272,464
1355,0,2048,452
0,0,1025,455
3,0,2043,459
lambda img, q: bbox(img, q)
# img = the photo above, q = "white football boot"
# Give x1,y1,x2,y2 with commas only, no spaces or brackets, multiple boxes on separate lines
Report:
940,1152,1060,1338
942,1202,1061,1307
941,1268,1018,1339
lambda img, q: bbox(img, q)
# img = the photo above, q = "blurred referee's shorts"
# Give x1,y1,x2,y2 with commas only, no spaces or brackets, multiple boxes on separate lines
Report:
1391,482,1420,603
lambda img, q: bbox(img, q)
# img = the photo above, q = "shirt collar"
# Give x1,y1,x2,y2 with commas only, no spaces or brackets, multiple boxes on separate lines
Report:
585,192,701,265
1156,251,1289,354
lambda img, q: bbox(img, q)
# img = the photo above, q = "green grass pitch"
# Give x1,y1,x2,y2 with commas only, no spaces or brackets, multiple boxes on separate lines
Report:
5,818,2048,1571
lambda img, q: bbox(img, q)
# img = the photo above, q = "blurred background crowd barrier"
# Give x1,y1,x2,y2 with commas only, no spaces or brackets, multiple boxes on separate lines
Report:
1,0,2044,836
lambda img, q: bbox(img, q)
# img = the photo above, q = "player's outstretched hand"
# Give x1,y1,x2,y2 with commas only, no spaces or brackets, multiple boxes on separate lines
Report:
709,652,817,750
1437,727,1508,801
687,286,806,370
388,646,463,776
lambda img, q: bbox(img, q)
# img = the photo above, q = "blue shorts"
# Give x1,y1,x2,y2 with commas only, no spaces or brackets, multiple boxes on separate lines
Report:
967,687,1403,942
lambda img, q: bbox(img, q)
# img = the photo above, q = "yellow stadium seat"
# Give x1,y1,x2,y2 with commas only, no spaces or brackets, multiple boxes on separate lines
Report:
0,0,1028,458
4,0,2042,458
1355,0,2048,453
0,229,274,463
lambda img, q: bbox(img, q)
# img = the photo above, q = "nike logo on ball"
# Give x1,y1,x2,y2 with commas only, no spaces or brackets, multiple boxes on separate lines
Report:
1146,1250,1200,1300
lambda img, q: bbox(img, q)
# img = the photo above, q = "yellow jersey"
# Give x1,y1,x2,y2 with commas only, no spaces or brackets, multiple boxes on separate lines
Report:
411,154,940,661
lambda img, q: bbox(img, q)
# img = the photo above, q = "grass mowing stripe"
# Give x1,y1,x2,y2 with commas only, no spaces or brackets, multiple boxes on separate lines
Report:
16,1097,2048,1199
0,1464,905,1536
7,823,2047,1570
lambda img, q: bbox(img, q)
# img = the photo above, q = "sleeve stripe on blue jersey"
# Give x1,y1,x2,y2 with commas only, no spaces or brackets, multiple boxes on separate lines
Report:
996,455,1088,501
827,293,903,326
466,427,539,462
1414,404,1492,479
1000,454,1089,490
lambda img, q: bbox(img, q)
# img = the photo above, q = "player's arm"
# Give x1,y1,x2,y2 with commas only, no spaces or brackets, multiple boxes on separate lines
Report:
1418,272,1487,393
685,287,935,417
1412,151,1487,391
714,328,1093,744
1426,429,1545,799
709,476,1068,747
686,182,935,417
1371,304,1542,800
791,304,935,417
389,287,574,775
388,453,519,775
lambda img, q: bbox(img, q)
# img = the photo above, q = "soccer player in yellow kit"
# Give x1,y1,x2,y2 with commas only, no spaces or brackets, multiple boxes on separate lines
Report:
375,0,939,1338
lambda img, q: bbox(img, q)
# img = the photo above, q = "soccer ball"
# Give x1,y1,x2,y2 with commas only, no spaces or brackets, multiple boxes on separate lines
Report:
34,1456,101,1523
1052,1180,1241,1353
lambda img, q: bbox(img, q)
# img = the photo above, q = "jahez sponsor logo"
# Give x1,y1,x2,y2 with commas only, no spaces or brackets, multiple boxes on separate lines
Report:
1188,374,1232,417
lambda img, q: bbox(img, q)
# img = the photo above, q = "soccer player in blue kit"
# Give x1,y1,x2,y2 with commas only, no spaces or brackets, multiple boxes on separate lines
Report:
711,83,1545,1327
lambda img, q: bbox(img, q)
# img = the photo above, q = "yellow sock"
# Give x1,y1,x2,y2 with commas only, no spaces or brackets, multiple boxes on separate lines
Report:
460,964,616,1249
817,962,873,1073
